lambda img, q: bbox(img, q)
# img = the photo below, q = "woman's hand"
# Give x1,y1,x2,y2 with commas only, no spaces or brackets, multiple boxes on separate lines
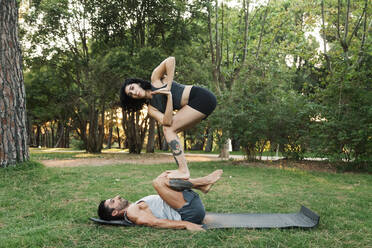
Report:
151,88,171,96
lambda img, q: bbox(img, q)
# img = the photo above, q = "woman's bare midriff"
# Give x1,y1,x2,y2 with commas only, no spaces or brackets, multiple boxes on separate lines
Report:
180,85,192,106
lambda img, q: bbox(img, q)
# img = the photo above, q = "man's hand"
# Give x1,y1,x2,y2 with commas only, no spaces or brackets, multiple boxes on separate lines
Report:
185,222,205,232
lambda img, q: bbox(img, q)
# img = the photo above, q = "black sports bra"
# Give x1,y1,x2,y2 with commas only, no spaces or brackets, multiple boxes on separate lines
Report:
149,81,185,113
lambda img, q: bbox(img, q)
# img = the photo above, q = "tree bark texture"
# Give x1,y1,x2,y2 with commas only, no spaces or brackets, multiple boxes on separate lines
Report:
204,128,213,152
116,126,121,148
121,109,148,154
146,117,155,153
107,126,113,149
0,0,29,167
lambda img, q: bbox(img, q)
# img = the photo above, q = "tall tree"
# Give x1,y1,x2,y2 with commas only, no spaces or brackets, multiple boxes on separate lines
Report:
0,0,29,167
314,0,371,163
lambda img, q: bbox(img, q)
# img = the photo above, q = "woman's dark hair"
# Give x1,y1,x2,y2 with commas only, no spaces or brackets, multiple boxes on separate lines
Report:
120,78,152,111
98,200,122,221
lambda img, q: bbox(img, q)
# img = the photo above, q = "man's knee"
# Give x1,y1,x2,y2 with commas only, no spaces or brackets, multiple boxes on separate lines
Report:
169,179,193,191
153,173,168,189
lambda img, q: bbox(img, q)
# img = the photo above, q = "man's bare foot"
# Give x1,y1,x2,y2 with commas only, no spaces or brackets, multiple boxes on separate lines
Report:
165,169,190,180
205,169,223,184
197,184,212,194
196,169,223,194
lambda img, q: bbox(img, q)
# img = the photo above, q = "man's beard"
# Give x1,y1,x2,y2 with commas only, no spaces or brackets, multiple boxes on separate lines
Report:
119,199,129,210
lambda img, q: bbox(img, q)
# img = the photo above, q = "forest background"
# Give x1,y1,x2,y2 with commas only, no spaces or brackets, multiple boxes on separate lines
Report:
20,0,371,167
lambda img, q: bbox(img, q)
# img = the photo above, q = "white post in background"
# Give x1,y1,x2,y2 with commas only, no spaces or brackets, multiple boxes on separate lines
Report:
276,144,279,159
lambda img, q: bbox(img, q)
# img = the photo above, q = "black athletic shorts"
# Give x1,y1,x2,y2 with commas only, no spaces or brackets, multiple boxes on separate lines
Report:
176,190,205,224
188,86,217,118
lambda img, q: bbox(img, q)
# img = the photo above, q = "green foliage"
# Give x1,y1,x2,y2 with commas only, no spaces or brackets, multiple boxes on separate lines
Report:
312,64,372,163
69,137,85,150
211,62,316,160
309,0,372,164
20,0,371,165
207,0,371,165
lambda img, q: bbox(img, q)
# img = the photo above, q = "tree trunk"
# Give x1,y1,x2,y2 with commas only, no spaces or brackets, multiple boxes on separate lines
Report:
54,122,64,148
0,0,29,167
51,123,55,147
43,126,49,147
146,117,155,153
219,140,230,159
121,109,148,154
106,111,114,149
116,126,121,148
107,126,113,149
27,116,35,147
36,125,41,147
86,103,104,153
26,116,32,146
65,125,70,148
204,128,213,152
156,121,162,150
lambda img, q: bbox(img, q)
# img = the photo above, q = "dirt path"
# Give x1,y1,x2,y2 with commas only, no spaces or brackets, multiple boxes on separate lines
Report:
41,153,221,168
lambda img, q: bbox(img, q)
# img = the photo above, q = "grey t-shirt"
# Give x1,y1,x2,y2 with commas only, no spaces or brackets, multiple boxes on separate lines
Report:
135,195,181,221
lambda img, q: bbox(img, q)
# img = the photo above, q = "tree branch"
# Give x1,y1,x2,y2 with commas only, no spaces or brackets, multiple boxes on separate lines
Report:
336,0,341,40
343,0,350,44
207,2,215,65
357,0,369,66
321,0,332,73
242,0,250,63
256,3,270,59
347,0,367,45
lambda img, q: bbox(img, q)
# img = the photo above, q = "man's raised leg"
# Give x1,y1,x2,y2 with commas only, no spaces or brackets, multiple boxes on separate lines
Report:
152,172,186,209
152,170,223,209
169,170,223,193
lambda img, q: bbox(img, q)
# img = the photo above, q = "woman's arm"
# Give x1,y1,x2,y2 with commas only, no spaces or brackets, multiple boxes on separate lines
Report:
147,105,164,124
162,92,173,126
151,57,175,90
149,89,173,126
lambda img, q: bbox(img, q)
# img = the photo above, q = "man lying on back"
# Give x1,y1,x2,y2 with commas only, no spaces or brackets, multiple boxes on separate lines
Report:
97,169,223,231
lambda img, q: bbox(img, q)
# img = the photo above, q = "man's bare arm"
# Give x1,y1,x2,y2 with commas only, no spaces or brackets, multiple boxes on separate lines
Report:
127,202,204,231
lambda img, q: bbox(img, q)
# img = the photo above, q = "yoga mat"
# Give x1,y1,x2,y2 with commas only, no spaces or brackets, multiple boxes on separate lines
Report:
90,205,319,229
202,206,319,229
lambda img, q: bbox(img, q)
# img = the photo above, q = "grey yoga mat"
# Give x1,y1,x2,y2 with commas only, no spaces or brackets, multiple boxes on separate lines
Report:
90,205,319,229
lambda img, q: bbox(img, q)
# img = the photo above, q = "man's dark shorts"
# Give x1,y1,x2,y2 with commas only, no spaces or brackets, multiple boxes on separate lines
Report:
176,190,205,224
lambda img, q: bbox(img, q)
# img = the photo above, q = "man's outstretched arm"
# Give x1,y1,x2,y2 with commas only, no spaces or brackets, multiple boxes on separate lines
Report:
136,215,203,231
127,202,204,231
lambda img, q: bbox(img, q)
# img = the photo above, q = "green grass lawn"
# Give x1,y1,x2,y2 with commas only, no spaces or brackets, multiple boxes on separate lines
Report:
1,158,371,247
